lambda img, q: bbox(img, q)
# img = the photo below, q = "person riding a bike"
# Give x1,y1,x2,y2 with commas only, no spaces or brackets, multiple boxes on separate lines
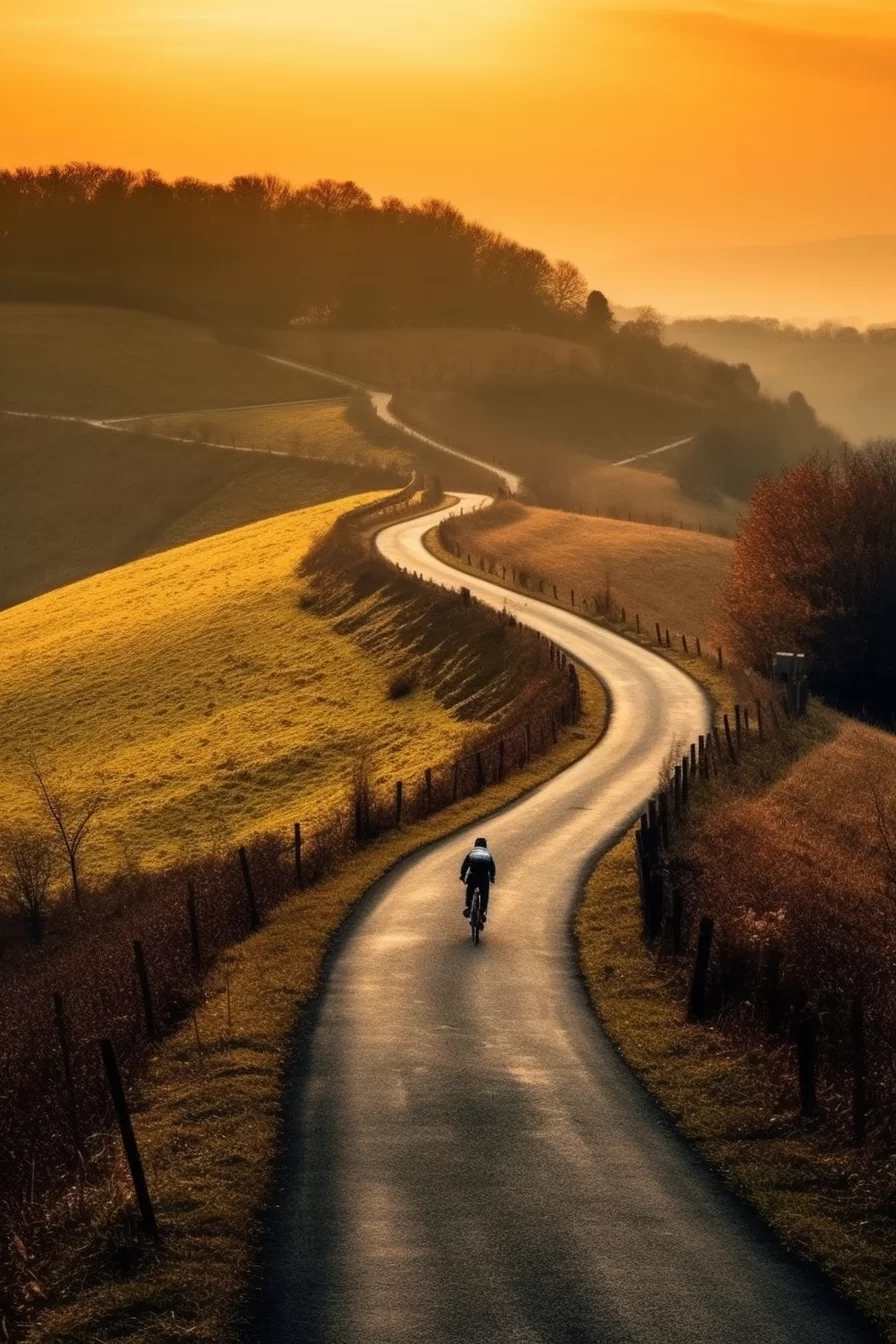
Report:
460,837,496,923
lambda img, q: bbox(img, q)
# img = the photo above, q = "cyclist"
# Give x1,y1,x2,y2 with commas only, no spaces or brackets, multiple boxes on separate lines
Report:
460,836,496,924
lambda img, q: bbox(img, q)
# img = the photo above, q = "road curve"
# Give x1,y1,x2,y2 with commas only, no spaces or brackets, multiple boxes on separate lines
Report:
257,494,877,1344
260,352,522,494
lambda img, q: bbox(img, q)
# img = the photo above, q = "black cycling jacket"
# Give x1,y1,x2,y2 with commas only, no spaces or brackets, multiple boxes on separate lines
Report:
460,846,496,884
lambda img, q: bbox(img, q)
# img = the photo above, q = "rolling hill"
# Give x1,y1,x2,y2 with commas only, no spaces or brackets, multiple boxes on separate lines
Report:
0,411,403,610
0,304,409,607
0,303,336,416
0,496,478,877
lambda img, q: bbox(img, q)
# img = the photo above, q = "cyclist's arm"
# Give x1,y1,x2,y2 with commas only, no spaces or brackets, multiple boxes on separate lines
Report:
460,854,470,881
489,858,496,881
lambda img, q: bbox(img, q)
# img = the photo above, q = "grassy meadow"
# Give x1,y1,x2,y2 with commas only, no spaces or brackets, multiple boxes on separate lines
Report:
443,501,733,643
131,397,407,472
0,304,335,416
0,414,402,609
0,496,477,876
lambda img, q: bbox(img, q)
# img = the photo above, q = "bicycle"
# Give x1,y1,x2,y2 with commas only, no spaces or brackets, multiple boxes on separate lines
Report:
468,885,484,945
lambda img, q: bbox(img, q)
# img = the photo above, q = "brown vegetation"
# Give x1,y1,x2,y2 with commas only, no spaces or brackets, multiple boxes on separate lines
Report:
723,442,896,723
579,641,896,1334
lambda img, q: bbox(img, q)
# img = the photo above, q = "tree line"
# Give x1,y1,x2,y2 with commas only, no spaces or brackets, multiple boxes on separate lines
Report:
0,163,595,330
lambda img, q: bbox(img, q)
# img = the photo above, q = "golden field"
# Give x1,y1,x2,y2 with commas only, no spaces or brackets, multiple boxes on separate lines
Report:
447,501,733,644
133,397,406,473
0,495,475,876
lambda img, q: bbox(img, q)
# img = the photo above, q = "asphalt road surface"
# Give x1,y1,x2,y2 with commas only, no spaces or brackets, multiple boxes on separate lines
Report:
256,495,878,1343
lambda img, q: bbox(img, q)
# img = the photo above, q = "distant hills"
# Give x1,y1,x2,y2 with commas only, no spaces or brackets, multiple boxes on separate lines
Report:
613,235,896,327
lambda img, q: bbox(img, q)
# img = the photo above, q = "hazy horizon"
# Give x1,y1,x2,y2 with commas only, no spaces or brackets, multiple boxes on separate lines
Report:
3,1,895,322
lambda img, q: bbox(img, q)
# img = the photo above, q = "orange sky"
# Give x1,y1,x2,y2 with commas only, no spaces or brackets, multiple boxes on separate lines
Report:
3,1,896,318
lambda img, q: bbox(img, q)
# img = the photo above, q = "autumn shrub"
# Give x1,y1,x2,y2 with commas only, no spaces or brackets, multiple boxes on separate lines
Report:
723,441,896,724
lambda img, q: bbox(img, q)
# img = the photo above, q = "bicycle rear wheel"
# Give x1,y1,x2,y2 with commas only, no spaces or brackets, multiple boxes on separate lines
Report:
470,889,481,945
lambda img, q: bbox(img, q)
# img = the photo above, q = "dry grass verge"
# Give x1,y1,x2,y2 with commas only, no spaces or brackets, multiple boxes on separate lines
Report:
22,673,605,1344
578,824,896,1339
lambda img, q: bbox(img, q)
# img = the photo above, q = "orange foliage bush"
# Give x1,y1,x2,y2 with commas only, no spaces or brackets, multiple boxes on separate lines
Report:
723,442,896,724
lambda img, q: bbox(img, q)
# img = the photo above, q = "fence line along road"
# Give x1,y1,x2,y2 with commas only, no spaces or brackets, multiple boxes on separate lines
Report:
258,491,876,1344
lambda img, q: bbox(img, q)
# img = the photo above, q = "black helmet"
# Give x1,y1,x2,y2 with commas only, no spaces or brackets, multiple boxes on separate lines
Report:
475,836,488,847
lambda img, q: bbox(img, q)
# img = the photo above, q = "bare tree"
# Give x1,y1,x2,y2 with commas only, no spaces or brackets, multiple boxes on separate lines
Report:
27,758,105,911
0,825,56,943
549,259,588,314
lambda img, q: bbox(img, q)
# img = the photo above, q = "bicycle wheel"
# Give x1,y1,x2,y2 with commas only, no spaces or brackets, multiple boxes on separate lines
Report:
470,889,480,945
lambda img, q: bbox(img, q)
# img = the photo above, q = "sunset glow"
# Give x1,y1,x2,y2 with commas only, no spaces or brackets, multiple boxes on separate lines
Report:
3,1,896,317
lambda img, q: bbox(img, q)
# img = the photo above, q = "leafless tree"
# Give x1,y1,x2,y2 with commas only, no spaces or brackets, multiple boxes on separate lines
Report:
0,825,56,943
27,757,105,911
548,259,588,314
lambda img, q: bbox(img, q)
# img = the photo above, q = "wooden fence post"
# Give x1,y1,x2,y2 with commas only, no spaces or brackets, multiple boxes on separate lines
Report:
655,622,663,646
744,707,751,738
293,824,303,888
688,917,715,1021
689,742,697,775
187,882,201,976
395,781,403,825
852,995,867,1145
723,714,738,764
695,636,702,657
698,735,707,780
553,584,558,599
53,993,83,1162
682,634,688,654
756,701,764,742
658,791,670,851
717,646,724,670
734,704,742,750
636,613,641,634
797,1014,819,1118
680,754,690,808
673,764,682,818
100,1039,159,1240
665,628,671,648
239,847,261,931
133,940,155,1042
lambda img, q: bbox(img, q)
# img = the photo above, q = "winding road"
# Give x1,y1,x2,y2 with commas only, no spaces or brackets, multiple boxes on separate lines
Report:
257,491,877,1342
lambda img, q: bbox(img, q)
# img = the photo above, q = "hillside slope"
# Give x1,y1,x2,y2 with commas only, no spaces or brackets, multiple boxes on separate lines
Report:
442,501,733,642
0,304,335,415
0,413,402,609
0,496,477,875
